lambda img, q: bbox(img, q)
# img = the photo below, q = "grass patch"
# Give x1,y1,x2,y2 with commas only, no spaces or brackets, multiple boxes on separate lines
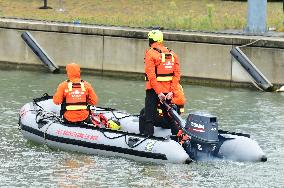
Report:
0,0,283,32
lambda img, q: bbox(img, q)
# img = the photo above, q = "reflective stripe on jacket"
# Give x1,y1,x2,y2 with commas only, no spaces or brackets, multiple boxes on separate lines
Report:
53,63,98,123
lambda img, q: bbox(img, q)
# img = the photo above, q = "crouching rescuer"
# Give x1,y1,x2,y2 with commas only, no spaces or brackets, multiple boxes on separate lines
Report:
53,63,120,131
53,63,98,124
139,29,190,145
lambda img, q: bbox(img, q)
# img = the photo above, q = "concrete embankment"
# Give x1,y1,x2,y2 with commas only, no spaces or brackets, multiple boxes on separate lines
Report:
0,18,284,88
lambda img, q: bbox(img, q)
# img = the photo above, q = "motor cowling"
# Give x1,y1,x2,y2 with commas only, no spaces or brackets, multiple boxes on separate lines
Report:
184,112,219,160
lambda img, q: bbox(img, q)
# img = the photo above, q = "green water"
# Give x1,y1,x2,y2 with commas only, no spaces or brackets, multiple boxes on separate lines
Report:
0,69,283,187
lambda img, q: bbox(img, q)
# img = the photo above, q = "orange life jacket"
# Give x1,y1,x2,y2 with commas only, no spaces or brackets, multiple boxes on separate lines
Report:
145,47,175,82
64,81,88,111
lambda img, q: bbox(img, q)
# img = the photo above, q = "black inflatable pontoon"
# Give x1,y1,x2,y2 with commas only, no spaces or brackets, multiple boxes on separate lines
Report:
21,31,59,73
230,47,273,91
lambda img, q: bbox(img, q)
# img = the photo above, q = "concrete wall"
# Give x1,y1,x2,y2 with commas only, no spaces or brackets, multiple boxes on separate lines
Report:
103,36,145,73
0,18,284,87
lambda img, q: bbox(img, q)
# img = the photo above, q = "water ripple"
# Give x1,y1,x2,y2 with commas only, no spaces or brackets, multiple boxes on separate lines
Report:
0,70,283,187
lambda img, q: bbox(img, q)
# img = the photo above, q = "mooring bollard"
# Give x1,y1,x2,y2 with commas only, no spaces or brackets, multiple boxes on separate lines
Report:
39,0,52,9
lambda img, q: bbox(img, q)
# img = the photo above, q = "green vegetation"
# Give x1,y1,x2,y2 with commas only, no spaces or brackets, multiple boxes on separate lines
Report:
0,0,283,32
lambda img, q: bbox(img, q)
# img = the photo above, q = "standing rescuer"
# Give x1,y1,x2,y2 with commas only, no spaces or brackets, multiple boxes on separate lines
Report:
139,30,181,136
53,63,98,123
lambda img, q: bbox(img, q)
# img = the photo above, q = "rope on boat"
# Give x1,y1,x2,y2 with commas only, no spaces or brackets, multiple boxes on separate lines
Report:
33,93,64,125
95,107,139,121
125,135,150,148
100,130,128,139
99,127,151,148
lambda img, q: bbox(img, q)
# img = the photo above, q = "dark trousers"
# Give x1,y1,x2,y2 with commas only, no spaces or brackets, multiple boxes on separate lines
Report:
139,89,179,136
63,115,92,125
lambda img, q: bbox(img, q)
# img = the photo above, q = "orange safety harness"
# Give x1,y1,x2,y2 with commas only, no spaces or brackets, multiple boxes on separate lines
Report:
145,47,175,82
64,80,88,111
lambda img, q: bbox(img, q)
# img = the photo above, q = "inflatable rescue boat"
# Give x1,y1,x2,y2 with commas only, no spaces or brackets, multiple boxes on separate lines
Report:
19,94,267,164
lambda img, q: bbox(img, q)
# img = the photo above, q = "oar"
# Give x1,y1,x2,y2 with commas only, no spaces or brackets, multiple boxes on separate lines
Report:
161,101,191,139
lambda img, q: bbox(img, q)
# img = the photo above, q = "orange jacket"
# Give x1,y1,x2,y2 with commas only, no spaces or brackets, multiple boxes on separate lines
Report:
53,63,98,122
171,84,186,106
145,42,180,94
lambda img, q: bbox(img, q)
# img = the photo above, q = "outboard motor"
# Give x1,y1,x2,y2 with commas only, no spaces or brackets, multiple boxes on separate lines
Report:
184,112,219,160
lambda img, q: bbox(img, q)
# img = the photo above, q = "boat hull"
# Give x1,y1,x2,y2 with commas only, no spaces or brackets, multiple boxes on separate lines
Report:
19,96,267,163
